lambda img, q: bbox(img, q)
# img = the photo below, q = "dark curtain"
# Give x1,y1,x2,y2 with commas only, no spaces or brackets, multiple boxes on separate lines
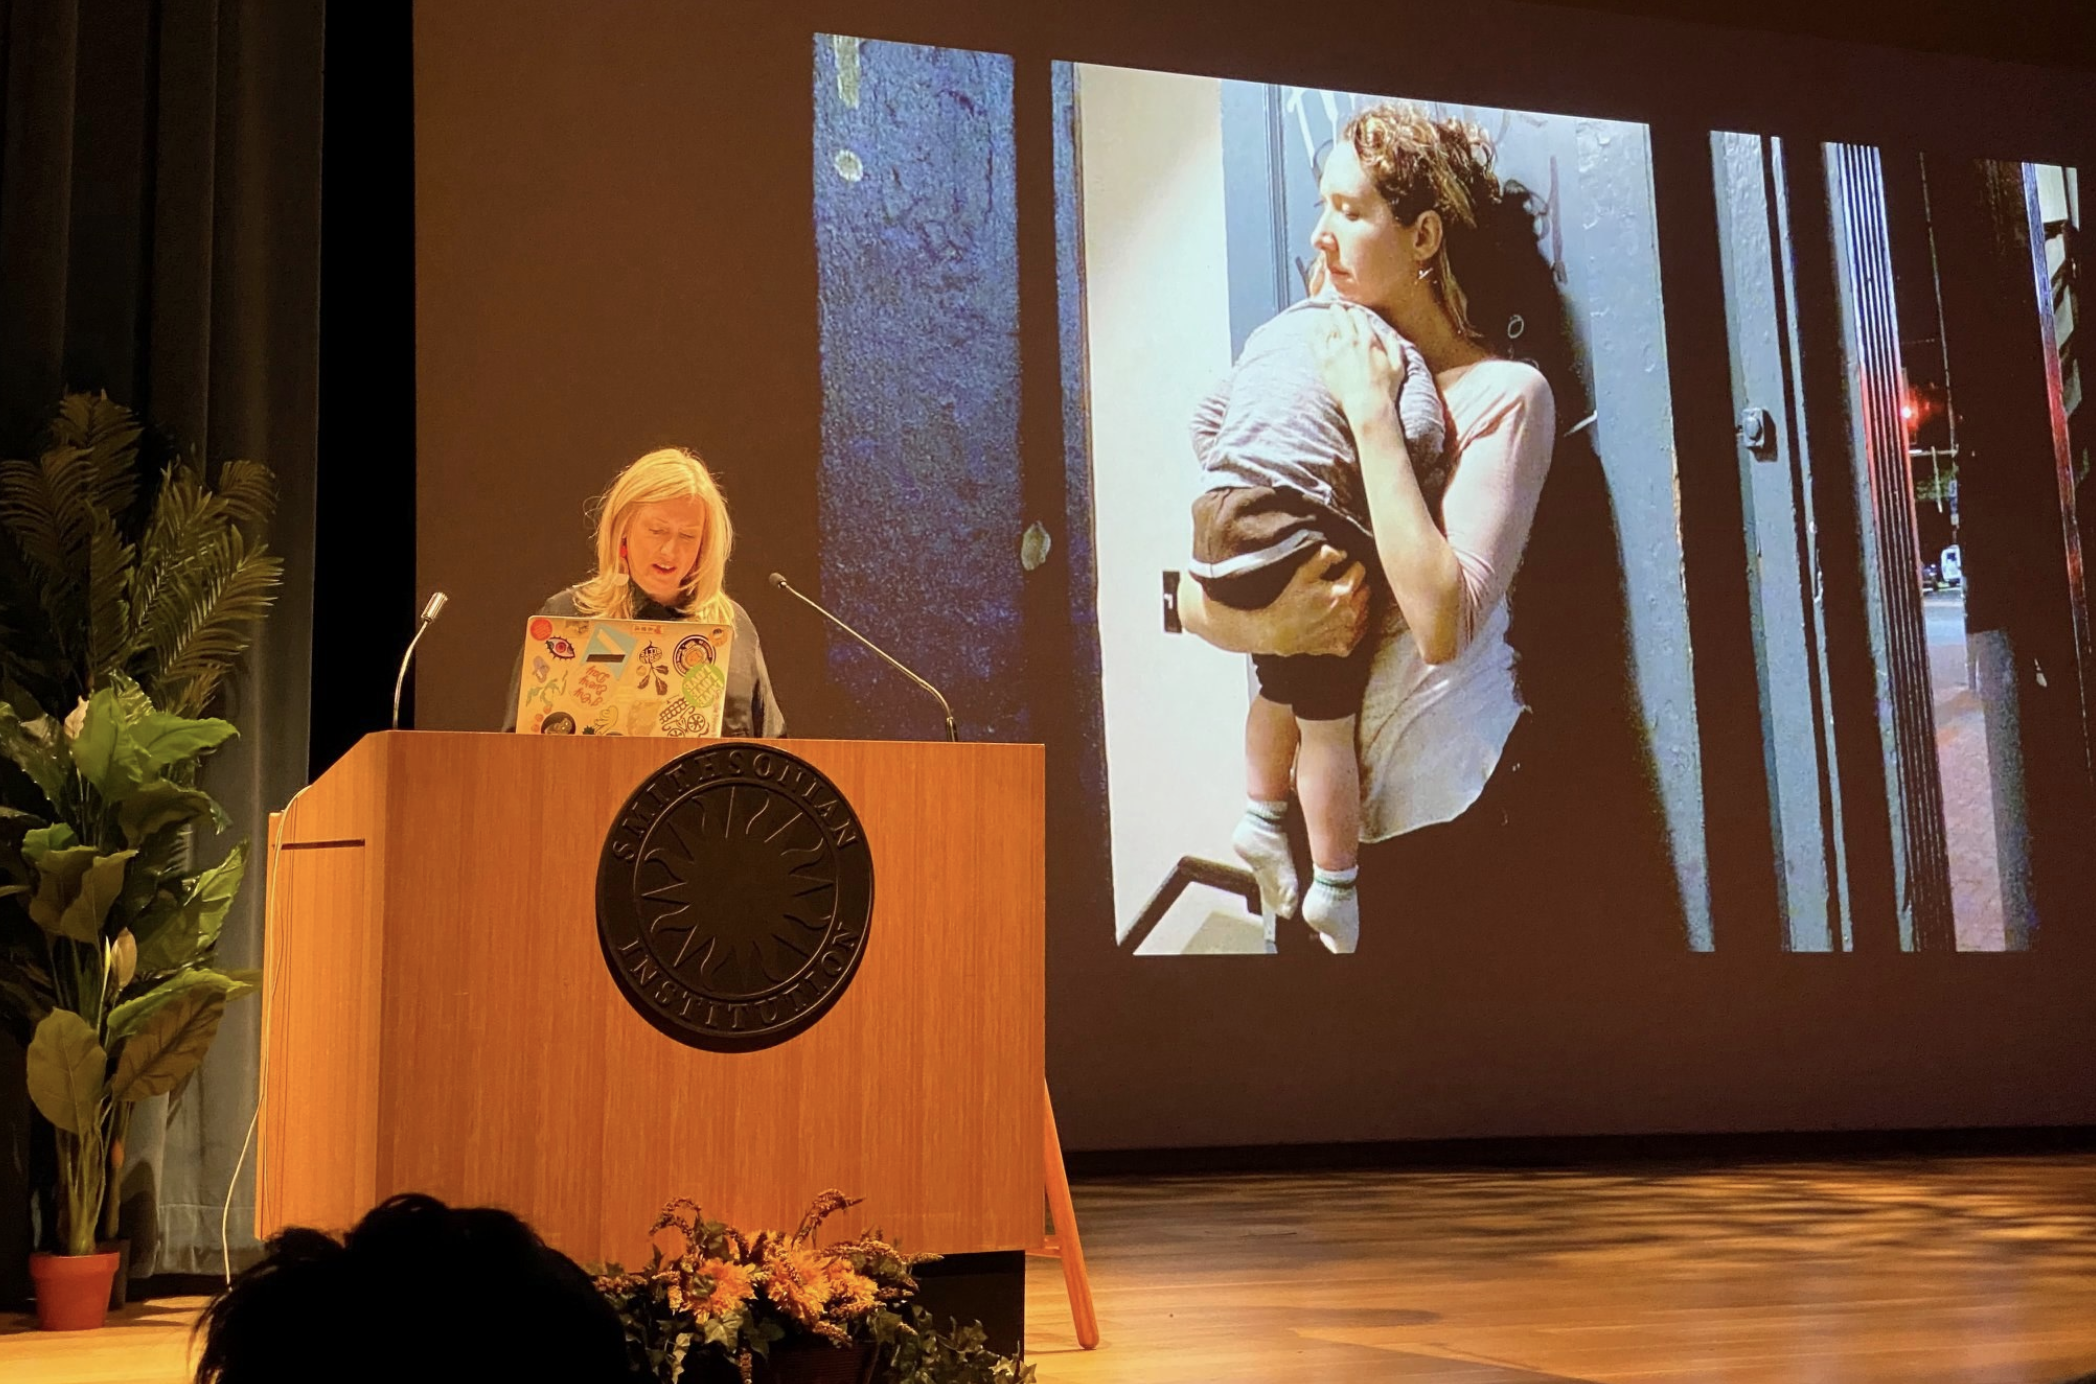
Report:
0,0,323,1293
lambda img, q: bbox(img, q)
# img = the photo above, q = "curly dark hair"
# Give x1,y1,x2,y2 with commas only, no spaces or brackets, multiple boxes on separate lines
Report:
194,1194,637,1384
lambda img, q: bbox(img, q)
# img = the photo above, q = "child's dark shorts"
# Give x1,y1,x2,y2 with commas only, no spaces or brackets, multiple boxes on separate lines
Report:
1190,485,1379,724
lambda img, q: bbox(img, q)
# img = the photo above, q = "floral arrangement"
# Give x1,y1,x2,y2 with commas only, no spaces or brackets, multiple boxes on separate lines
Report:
594,1191,1034,1384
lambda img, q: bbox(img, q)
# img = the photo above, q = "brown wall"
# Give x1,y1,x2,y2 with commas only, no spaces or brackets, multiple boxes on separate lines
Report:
414,3,826,734
414,0,2096,1149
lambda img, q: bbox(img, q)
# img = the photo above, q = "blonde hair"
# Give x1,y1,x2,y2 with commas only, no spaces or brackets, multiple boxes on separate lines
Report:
1337,103,1503,343
573,447,734,621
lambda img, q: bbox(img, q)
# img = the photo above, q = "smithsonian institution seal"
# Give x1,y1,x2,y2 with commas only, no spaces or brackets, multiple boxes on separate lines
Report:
596,743,874,1052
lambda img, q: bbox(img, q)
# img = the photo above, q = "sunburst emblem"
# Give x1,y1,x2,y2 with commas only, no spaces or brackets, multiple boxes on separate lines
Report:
597,742,875,1052
635,786,838,1000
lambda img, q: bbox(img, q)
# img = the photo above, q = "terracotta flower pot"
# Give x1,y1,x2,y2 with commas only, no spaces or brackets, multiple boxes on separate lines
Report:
29,1250,122,1331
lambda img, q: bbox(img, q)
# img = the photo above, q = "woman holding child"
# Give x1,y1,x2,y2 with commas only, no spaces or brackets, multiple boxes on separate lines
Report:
1181,103,1556,952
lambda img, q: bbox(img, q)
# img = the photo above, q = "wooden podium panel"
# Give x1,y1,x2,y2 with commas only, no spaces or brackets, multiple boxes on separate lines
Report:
259,733,1044,1266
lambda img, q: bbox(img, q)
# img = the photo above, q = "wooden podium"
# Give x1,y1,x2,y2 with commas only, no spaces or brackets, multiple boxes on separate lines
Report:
257,732,1045,1267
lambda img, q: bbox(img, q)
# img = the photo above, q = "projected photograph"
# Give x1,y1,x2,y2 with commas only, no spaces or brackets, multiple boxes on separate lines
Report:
1068,69,1702,957
808,34,2090,961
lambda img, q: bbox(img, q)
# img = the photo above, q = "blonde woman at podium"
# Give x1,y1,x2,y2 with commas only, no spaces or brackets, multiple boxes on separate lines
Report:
501,447,785,735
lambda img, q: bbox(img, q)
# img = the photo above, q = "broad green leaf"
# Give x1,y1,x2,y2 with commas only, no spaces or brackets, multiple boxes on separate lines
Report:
62,851,135,943
26,844,97,933
192,845,251,953
21,823,79,862
0,701,67,806
118,825,194,926
26,1010,107,1135
30,848,135,943
122,887,182,958
131,711,238,773
134,842,248,975
67,683,152,800
110,985,226,1102
117,778,224,846
108,966,250,1041
66,691,117,778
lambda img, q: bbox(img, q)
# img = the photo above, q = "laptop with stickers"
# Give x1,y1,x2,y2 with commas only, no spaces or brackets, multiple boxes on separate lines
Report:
512,615,735,737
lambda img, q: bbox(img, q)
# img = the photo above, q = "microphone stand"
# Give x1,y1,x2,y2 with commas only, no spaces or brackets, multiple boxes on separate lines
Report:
391,592,449,730
769,574,959,743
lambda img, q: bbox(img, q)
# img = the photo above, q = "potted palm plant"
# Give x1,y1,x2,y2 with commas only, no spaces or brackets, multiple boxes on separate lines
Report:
0,393,281,1329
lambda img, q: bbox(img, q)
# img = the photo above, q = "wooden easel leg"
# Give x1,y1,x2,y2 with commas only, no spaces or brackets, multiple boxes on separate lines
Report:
1041,1081,1100,1349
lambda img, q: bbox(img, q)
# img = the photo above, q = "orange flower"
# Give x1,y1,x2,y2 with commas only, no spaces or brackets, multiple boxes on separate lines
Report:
761,1245,833,1328
820,1259,880,1318
692,1258,756,1318
664,1254,757,1321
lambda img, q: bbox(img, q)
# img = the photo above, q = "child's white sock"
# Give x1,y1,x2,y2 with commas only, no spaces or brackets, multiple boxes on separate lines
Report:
1231,799,1299,919
1304,865,1360,954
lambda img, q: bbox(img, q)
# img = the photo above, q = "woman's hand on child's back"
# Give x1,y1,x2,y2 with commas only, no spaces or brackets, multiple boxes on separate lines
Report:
1317,308,1403,424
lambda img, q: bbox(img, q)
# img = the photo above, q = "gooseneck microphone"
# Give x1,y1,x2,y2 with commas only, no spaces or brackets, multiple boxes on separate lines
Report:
391,591,450,731
769,573,959,743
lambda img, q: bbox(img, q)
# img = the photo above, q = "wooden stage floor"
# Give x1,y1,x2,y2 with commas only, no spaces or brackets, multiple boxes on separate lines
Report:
6,1154,2094,1383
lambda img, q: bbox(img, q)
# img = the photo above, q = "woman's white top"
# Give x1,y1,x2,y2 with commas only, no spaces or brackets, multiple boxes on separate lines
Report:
1359,358,1556,842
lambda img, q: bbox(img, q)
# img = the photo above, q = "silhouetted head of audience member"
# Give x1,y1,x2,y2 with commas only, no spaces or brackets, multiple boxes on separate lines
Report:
195,1194,635,1383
